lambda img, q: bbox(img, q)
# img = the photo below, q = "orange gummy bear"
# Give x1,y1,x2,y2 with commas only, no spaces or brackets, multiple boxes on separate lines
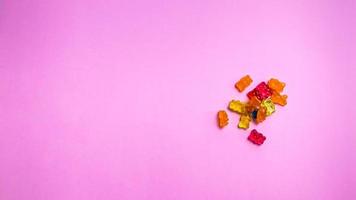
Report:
248,96,261,108
256,107,267,124
271,91,288,106
245,104,255,113
267,78,285,93
235,75,253,92
217,110,229,128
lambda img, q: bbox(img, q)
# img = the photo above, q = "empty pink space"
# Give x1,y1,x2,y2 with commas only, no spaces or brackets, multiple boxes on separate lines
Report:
0,0,355,199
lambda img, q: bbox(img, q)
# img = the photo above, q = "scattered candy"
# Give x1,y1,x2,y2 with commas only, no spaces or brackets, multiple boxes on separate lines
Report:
254,82,272,100
217,110,229,128
271,91,288,106
268,78,285,93
245,103,256,114
228,100,246,114
238,115,251,129
217,75,288,146
247,96,261,108
261,98,275,116
248,129,266,145
235,75,253,92
255,107,267,124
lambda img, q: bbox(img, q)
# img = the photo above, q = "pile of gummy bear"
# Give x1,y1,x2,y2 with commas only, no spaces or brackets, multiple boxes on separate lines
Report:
217,75,287,145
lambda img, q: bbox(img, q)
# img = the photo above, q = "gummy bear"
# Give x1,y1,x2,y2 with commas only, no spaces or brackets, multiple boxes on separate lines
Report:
248,96,261,108
245,104,256,114
248,129,266,145
254,82,272,100
256,107,267,123
217,110,228,128
235,75,253,92
228,100,246,114
238,115,250,129
268,78,285,93
271,91,288,106
261,98,275,116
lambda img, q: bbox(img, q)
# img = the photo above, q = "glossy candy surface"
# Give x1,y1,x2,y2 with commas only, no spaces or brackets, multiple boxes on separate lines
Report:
268,78,285,93
244,104,255,114
228,100,246,114
256,107,267,123
217,110,228,128
248,96,261,108
216,75,288,145
271,91,288,106
235,75,253,92
261,98,275,116
248,129,266,145
254,82,272,100
238,115,250,129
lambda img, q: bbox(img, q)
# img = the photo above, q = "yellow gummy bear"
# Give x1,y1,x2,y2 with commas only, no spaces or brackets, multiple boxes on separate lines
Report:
261,98,275,116
238,115,251,129
228,100,246,114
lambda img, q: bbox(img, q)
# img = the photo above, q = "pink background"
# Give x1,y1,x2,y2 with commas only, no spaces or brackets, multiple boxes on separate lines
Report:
1,0,355,199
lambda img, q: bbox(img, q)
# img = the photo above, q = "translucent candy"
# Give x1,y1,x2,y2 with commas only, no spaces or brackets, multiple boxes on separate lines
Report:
271,91,288,106
268,78,285,93
248,96,261,108
261,98,275,116
217,110,229,128
235,75,253,92
245,96,261,118
254,82,272,100
238,115,251,129
256,107,267,123
248,129,266,145
245,104,255,114
228,100,246,114
270,91,287,105
216,75,288,145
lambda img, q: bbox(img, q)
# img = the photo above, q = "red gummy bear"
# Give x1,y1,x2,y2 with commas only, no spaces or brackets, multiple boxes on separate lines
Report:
254,82,272,100
248,129,266,145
